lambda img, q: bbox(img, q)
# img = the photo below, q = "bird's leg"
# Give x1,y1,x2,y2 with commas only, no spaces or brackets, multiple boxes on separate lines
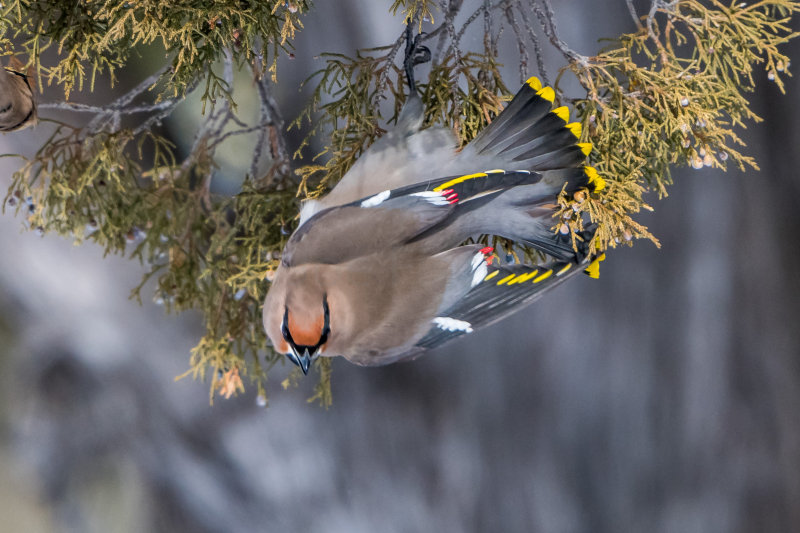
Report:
404,22,431,94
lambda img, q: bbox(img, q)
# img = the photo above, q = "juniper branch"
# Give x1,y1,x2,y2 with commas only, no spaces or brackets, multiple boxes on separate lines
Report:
3,0,797,404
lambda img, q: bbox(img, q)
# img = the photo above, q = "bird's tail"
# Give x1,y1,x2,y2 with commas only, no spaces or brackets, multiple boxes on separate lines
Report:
441,77,605,262
463,76,595,175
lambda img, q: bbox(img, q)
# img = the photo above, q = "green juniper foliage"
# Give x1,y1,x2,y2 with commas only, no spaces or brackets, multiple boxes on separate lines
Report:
0,1,797,405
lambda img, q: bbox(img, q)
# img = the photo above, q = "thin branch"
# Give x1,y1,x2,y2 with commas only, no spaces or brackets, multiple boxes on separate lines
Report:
84,65,172,133
114,65,171,107
207,125,264,149
626,0,645,31
452,3,486,49
484,0,496,57
419,0,468,61
438,0,463,115
132,85,195,136
250,77,270,181
372,31,406,107
519,0,549,84
646,0,678,57
253,73,291,185
647,0,661,43
130,102,177,136
533,0,588,65
503,2,529,84
39,100,177,114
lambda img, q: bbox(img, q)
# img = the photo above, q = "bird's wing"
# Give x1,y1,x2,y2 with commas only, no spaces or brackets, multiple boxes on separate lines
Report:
413,254,605,350
284,169,545,267
319,95,460,207
283,192,453,267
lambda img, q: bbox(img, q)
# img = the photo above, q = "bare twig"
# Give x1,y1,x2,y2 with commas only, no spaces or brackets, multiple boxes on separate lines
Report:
453,3,487,47
207,125,264,149
39,100,177,114
533,0,588,65
254,73,291,184
484,0,497,57
647,0,661,43
38,64,185,140
518,1,549,84
131,98,185,136
250,78,271,181
83,65,173,133
626,0,645,31
372,31,406,107
437,0,464,115
114,65,171,107
503,2,529,84
646,0,678,57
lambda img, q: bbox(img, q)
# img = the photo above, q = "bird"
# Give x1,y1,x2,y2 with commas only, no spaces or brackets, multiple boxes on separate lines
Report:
0,59,37,132
263,38,606,374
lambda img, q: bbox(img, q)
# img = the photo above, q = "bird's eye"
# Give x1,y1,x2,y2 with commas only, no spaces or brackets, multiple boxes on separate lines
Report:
319,296,331,345
281,306,293,343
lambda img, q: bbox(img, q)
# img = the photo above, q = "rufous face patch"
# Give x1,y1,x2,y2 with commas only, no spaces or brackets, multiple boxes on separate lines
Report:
287,312,325,347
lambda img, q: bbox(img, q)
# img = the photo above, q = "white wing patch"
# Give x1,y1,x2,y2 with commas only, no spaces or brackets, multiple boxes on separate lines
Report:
410,190,449,206
361,190,391,208
298,199,322,227
470,252,488,287
433,316,473,333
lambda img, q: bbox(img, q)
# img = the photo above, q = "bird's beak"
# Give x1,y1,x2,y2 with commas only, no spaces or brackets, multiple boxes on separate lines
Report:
286,346,315,375
297,349,313,375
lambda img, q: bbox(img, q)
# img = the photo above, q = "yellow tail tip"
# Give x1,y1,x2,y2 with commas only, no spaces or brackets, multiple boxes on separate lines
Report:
566,122,582,138
536,86,555,103
577,142,593,156
584,166,606,192
553,106,569,123
584,253,606,279
526,76,543,91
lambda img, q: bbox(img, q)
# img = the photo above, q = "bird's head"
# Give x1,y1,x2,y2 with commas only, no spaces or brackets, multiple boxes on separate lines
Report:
263,267,331,375
0,67,37,132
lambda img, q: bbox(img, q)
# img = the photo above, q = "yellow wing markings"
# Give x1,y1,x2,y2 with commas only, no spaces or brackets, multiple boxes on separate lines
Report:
433,172,488,192
495,270,543,286
512,271,539,284
556,263,573,276
496,274,516,285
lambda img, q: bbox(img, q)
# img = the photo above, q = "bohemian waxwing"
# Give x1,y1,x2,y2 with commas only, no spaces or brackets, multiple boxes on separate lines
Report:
263,75,606,373
0,62,36,132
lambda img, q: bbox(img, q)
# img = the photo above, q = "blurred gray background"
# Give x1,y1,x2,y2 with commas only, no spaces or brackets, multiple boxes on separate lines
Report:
1,1,799,532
